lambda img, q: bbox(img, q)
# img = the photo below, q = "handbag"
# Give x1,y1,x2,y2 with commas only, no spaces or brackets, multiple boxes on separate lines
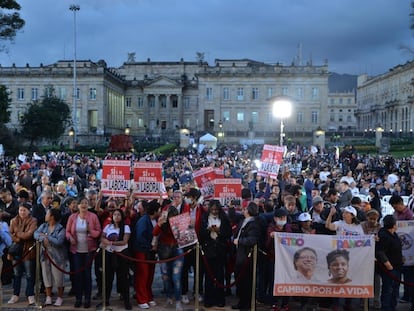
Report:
8,242,23,259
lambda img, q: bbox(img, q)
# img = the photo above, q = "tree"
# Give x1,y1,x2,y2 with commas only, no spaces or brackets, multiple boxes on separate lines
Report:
20,96,71,146
0,0,25,50
0,84,11,124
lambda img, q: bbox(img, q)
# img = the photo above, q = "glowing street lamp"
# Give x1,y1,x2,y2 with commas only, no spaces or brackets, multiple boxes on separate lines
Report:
125,124,130,135
271,96,292,146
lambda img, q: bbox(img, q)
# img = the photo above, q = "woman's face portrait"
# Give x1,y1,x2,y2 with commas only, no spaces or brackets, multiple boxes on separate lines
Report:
18,206,30,218
112,210,122,223
295,249,317,275
329,255,349,280
342,211,354,223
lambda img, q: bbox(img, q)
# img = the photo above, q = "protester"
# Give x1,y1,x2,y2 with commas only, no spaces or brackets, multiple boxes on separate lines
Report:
7,202,37,305
65,196,101,308
199,199,232,308
34,208,66,306
99,208,132,310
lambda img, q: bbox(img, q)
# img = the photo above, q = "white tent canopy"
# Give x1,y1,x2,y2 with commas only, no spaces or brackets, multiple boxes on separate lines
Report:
199,133,217,150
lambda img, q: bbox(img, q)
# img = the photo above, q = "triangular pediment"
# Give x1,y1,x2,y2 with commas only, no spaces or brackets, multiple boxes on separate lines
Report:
145,76,182,88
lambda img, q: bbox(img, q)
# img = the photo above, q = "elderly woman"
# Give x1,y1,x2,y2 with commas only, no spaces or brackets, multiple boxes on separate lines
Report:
66,196,101,308
7,202,37,306
34,208,67,306
199,200,232,308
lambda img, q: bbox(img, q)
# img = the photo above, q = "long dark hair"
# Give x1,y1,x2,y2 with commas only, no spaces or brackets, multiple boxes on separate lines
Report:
111,208,126,241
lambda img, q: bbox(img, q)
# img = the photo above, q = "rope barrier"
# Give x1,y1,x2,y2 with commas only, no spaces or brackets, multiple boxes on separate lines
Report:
113,244,195,264
375,260,414,287
200,245,253,289
2,243,36,273
43,247,100,275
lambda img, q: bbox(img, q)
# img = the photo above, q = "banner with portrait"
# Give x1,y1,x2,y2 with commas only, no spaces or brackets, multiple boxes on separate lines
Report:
133,162,166,199
397,220,414,266
258,144,284,179
274,232,375,298
101,160,131,197
193,167,216,199
213,178,242,207
168,212,198,248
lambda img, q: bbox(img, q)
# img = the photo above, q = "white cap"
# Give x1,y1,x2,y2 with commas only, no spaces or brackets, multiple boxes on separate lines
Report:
343,206,357,217
297,212,312,222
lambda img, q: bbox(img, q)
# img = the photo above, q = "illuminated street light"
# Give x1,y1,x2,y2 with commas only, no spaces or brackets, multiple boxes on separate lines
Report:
271,96,292,146
125,124,130,135
69,4,80,144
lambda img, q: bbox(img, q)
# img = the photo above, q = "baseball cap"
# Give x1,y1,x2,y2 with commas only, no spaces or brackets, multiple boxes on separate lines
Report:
343,206,357,217
297,212,312,222
312,196,323,205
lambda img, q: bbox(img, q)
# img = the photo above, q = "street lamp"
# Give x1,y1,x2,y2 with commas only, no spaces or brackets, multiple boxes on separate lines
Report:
125,124,130,135
70,4,80,145
271,96,292,146
68,127,75,149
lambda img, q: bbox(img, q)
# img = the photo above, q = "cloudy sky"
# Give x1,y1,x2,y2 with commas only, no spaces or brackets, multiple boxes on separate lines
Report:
1,0,413,76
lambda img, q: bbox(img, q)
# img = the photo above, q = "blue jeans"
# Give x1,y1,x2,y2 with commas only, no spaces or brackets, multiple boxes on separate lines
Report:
72,252,94,302
160,247,184,301
380,268,401,311
12,259,35,297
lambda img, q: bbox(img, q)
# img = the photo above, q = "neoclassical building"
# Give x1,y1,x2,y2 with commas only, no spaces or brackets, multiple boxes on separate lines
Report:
0,56,356,145
356,60,414,134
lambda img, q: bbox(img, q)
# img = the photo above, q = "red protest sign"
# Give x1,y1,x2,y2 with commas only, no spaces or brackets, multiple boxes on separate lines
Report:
101,160,131,197
213,178,242,207
133,162,166,199
258,144,284,179
193,167,216,199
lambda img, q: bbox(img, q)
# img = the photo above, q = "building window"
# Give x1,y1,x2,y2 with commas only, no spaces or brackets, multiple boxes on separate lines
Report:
76,88,80,100
31,88,38,101
251,111,258,123
149,97,155,108
267,87,273,98
296,87,303,99
206,87,213,100
282,87,288,96
252,87,259,100
312,87,319,99
339,98,343,104
223,87,230,100
237,112,244,121
311,111,318,124
330,99,335,104
45,86,53,98
17,88,24,100
160,96,167,108
237,88,244,100
172,97,178,108
184,97,190,109
59,87,66,100
138,97,143,108
347,115,352,122
347,98,352,105
125,97,132,108
138,118,144,128
89,88,97,100
296,112,303,124
330,113,335,122
223,111,230,121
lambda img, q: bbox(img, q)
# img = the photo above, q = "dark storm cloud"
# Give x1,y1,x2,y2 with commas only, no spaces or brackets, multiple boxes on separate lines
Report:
0,0,412,75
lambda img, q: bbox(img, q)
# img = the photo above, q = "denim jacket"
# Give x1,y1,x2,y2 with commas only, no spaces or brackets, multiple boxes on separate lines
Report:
0,221,12,257
34,222,67,264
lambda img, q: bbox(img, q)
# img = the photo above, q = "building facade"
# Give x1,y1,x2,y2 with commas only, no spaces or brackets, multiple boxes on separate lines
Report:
0,56,340,145
356,60,414,134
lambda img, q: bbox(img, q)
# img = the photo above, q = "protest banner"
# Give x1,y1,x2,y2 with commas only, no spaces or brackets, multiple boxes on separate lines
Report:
397,220,414,266
274,232,374,298
133,162,166,199
258,144,284,179
101,160,131,197
193,167,216,199
213,178,242,207
169,212,198,248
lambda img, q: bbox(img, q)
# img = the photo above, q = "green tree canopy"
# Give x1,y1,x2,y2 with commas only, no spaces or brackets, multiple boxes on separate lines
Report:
0,0,25,50
20,96,71,145
0,84,11,124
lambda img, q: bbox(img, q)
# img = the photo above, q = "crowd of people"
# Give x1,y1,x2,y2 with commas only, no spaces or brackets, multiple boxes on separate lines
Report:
0,145,413,311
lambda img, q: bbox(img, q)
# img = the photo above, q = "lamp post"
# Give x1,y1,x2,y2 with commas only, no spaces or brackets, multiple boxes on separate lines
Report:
70,4,80,145
218,120,223,143
375,126,384,149
271,96,292,146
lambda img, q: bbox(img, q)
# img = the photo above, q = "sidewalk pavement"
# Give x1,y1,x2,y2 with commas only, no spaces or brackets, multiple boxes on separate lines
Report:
1,266,412,311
